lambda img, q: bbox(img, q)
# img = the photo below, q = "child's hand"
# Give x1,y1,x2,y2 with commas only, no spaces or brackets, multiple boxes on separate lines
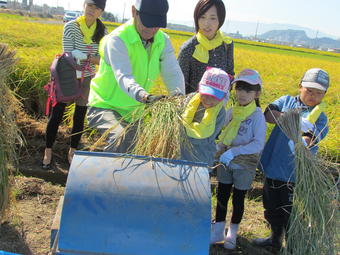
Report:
288,138,308,154
71,49,87,60
220,150,234,166
302,136,312,147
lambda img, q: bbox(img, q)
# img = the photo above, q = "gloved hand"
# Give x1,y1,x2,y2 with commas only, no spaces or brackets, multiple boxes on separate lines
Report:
171,92,184,97
71,49,88,60
219,149,234,166
288,138,308,155
145,95,166,104
288,139,295,154
301,117,314,133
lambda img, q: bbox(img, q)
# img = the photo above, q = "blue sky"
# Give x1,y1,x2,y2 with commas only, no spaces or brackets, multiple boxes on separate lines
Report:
34,0,340,38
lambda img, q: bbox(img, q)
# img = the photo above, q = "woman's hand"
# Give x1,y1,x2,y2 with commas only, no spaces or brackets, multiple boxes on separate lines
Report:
88,55,100,65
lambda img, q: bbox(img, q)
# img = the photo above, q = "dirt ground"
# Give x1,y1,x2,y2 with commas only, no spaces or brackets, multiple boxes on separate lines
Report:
0,111,275,255
0,111,70,255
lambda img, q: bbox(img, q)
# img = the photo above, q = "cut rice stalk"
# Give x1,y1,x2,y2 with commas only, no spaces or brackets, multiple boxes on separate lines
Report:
277,109,339,255
0,44,22,216
132,95,190,159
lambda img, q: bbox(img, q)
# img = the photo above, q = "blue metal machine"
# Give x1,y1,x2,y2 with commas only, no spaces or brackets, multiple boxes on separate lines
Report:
51,151,211,255
0,251,22,255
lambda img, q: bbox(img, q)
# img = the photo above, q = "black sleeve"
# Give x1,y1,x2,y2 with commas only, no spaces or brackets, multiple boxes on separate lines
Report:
225,41,235,76
178,39,196,94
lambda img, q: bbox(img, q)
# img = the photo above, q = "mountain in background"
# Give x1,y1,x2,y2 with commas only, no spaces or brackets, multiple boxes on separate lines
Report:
167,23,195,33
168,19,340,50
221,21,338,40
171,19,339,41
258,29,340,49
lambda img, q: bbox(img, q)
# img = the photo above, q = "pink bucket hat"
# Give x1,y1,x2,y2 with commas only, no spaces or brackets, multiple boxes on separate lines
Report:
199,67,231,101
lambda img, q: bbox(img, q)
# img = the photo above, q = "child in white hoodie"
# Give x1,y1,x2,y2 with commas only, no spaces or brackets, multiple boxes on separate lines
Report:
210,69,266,249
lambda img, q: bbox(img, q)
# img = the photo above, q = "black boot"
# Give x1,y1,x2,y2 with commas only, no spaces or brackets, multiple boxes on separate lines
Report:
252,224,284,249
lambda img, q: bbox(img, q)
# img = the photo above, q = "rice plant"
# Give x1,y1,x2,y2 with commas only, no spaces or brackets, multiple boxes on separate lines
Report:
131,96,189,159
277,109,339,255
0,44,23,216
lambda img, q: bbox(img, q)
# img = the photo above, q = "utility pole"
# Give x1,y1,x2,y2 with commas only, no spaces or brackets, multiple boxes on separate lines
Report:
122,2,126,23
254,21,259,40
314,30,319,49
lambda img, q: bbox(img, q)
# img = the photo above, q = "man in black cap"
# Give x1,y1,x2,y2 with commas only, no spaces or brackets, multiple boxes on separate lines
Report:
85,0,106,11
87,0,185,152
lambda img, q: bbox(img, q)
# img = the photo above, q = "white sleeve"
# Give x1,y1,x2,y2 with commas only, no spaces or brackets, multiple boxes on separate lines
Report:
160,36,185,95
103,35,147,102
229,111,267,157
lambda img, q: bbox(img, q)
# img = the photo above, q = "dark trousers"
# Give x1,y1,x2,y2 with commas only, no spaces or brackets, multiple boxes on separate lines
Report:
215,182,247,224
46,103,87,149
263,178,294,232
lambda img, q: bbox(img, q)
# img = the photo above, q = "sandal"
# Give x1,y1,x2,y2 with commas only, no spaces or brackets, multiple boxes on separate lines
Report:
68,148,76,165
42,161,52,170
42,148,52,170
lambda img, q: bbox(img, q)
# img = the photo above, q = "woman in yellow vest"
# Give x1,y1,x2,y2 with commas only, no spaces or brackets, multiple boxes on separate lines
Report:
178,0,235,94
87,0,185,152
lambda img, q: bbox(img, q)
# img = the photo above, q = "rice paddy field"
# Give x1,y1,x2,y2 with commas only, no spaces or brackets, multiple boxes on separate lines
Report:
0,12,339,161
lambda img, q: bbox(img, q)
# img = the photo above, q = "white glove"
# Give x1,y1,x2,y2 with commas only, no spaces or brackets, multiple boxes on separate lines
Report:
71,49,87,60
219,149,234,166
301,117,314,133
288,138,308,155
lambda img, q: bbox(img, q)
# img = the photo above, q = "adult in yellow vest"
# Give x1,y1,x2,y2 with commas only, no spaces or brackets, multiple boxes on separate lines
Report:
87,0,185,152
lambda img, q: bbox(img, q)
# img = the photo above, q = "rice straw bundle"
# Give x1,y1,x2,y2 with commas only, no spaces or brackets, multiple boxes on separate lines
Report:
131,95,190,159
232,153,260,170
277,109,339,255
0,44,22,216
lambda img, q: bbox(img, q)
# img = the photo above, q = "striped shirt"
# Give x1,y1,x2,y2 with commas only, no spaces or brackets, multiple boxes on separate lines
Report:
62,20,104,77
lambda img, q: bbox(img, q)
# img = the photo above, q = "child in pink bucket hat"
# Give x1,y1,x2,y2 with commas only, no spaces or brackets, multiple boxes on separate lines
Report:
180,67,231,167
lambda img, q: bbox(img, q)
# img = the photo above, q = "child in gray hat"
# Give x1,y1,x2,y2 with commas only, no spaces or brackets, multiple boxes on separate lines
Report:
253,68,330,251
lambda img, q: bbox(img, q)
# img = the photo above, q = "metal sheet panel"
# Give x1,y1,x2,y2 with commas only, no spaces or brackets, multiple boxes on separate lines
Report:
57,152,211,255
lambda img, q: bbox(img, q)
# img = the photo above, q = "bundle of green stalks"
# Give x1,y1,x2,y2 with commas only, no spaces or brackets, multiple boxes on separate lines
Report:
132,95,190,159
0,44,22,216
277,109,339,255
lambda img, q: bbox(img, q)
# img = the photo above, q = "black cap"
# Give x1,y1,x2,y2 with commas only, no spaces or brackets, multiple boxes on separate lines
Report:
135,0,169,28
85,0,106,11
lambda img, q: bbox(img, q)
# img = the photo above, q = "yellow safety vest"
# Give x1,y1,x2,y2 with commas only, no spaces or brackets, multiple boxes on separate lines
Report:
88,20,166,122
